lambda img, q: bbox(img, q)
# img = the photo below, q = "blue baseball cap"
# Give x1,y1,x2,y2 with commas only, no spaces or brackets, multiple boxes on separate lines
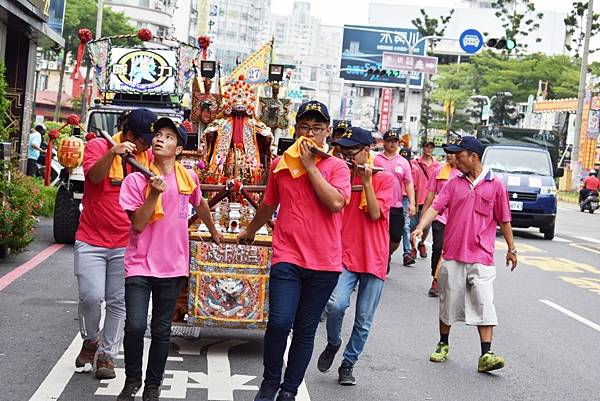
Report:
127,108,158,145
296,100,331,123
153,117,188,147
443,136,484,156
383,129,400,141
332,126,373,148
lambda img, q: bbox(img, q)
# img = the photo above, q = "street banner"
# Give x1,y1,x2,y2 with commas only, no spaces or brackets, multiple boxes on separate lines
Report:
382,52,438,74
340,25,425,88
378,88,393,133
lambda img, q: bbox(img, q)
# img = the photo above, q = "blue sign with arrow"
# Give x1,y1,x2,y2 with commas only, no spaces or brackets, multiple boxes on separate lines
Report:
459,29,483,54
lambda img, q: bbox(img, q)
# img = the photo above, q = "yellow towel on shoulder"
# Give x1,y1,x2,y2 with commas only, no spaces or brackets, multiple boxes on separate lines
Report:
108,132,150,182
146,162,197,223
436,163,452,180
274,136,323,178
359,155,375,211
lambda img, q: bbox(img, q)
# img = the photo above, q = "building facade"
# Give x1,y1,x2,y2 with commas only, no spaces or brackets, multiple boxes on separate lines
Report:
0,0,65,165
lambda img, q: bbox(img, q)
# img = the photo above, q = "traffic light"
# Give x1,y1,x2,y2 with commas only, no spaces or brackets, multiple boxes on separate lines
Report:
486,38,516,51
366,68,402,78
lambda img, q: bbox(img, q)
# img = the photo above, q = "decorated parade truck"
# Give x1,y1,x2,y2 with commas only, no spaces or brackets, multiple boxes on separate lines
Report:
48,27,294,332
478,126,564,240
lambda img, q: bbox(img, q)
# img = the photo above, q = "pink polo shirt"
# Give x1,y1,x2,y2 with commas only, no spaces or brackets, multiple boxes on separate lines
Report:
263,156,351,272
432,169,511,266
342,172,395,280
374,153,413,208
427,164,460,225
412,156,440,206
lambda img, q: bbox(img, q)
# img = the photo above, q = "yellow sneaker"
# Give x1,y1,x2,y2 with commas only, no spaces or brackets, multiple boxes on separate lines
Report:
478,352,505,372
429,342,449,362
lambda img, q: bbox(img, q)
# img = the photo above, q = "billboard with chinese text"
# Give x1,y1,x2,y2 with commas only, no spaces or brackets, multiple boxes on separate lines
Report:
340,25,425,88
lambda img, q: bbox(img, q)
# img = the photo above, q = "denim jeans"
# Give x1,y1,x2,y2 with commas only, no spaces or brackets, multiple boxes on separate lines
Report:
325,268,384,366
262,262,340,395
74,241,125,358
123,276,182,386
401,196,411,255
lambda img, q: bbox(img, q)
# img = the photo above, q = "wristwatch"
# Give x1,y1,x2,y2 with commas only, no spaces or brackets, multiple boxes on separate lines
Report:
508,248,517,255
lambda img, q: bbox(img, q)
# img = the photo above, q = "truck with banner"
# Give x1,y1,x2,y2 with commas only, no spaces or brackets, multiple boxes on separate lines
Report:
478,126,564,240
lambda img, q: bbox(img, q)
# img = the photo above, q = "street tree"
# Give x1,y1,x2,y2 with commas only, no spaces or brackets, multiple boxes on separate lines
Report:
54,0,134,120
490,0,544,55
564,2,600,58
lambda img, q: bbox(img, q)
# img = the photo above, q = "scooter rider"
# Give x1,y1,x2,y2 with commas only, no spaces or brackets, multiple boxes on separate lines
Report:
579,169,600,203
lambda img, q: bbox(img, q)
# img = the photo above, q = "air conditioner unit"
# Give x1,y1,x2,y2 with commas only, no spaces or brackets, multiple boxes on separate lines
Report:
47,61,58,70
39,60,48,69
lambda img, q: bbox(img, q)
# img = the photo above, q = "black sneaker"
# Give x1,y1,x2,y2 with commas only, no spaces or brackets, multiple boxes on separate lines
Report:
116,377,142,401
254,381,279,401
317,343,340,372
142,384,160,401
338,363,356,386
276,390,296,401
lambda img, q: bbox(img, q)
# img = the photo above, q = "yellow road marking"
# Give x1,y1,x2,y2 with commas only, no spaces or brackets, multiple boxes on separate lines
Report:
519,256,600,274
558,276,600,295
495,241,545,253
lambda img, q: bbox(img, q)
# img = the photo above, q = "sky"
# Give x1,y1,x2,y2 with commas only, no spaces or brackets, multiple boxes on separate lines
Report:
271,0,575,27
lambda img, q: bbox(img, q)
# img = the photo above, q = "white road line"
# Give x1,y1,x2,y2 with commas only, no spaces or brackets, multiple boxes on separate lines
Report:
570,243,600,255
29,333,82,401
552,236,572,243
540,299,600,332
284,336,312,401
572,235,600,245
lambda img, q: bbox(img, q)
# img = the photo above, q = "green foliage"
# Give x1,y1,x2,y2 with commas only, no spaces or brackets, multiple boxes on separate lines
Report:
411,8,455,52
62,0,136,62
32,177,58,217
564,2,600,58
0,62,11,142
490,0,544,54
430,52,581,128
0,163,44,253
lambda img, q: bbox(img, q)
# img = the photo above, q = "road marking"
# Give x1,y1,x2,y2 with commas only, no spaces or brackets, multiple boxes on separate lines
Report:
540,299,600,332
573,235,600,245
570,243,600,256
285,336,311,401
29,333,82,401
495,241,545,253
558,276,600,296
0,243,64,291
519,256,600,274
553,236,572,243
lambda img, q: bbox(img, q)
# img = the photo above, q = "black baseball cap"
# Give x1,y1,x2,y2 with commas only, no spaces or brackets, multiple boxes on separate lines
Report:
128,108,158,145
399,147,412,160
333,119,351,132
443,136,484,156
383,129,400,141
296,100,331,123
153,117,189,147
332,127,373,148
422,140,435,147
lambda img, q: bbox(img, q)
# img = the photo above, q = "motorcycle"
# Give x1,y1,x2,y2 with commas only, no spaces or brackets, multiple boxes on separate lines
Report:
580,190,600,214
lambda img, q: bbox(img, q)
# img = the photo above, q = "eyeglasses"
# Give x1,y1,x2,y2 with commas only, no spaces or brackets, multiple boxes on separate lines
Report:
296,124,327,135
340,147,364,160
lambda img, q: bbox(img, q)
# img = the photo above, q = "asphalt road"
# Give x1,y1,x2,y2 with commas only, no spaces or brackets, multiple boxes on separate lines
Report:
1,202,599,401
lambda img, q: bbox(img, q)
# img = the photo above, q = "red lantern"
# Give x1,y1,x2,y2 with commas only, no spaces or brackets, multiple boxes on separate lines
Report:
66,114,80,126
57,137,84,169
181,120,193,133
138,28,153,41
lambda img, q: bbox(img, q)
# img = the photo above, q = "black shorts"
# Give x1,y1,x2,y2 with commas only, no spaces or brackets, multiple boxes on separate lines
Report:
26,158,37,176
389,207,405,243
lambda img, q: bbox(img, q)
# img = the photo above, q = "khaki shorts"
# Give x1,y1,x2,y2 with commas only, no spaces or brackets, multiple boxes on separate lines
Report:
438,260,498,326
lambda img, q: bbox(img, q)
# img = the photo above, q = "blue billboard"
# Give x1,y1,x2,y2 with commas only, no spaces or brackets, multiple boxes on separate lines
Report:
340,25,425,88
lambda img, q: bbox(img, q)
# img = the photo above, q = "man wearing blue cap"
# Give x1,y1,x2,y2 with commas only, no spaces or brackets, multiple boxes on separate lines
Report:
316,127,394,385
239,100,351,401
74,108,157,380
412,136,517,373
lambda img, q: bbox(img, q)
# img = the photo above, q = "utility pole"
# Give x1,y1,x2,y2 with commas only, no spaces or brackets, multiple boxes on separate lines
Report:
90,0,104,108
572,0,594,190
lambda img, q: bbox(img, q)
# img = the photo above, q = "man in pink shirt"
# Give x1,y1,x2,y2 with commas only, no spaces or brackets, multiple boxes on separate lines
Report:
238,101,351,401
411,141,440,258
117,118,220,401
412,136,517,373
316,127,394,386
420,152,460,297
374,130,416,268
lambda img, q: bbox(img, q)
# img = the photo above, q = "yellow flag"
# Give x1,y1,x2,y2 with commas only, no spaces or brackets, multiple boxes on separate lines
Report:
227,38,274,85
